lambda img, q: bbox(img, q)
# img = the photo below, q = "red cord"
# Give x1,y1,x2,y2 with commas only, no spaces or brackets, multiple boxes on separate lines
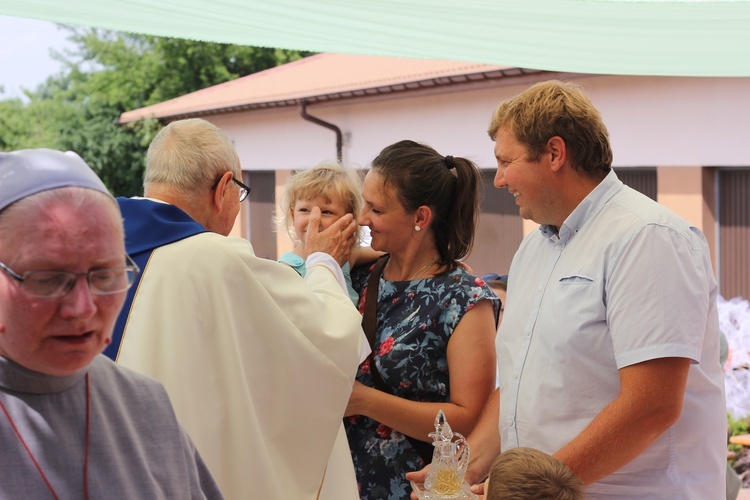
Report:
0,372,91,500
83,373,90,500
0,396,60,500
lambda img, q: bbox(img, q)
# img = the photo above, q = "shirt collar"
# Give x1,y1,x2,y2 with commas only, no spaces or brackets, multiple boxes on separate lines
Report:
539,169,623,245
0,355,88,394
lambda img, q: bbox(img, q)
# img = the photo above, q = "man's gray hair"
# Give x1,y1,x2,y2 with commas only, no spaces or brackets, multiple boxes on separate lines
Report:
144,118,240,196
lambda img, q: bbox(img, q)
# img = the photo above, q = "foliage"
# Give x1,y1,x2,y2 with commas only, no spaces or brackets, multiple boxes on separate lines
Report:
0,98,71,151
0,27,313,196
728,413,750,460
729,414,749,437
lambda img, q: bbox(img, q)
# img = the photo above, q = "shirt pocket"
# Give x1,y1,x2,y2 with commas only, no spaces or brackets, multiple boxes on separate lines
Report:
558,272,595,286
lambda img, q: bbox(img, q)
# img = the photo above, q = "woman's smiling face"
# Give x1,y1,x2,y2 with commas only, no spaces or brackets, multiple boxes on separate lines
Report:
357,170,414,254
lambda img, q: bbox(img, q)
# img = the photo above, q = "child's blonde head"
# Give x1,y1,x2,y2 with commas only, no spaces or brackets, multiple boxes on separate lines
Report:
278,161,363,243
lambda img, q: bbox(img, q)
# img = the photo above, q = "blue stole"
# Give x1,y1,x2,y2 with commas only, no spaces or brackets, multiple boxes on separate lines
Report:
104,198,207,360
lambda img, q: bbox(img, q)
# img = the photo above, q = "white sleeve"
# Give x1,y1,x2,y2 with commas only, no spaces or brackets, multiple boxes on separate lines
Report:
306,251,348,292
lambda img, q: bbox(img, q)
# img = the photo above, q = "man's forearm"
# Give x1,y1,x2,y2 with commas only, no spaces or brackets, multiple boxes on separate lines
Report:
553,399,671,484
554,358,689,485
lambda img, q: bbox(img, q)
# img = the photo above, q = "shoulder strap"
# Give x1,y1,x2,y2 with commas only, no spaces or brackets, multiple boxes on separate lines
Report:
361,254,434,464
363,255,389,349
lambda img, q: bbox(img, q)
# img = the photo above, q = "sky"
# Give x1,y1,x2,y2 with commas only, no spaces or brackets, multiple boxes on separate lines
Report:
0,15,77,100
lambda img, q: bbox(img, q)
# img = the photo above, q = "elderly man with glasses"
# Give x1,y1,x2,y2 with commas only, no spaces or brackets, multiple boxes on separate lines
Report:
108,118,364,500
0,148,223,498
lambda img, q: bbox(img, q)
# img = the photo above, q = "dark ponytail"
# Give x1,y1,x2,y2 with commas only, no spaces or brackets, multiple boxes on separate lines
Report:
371,140,481,270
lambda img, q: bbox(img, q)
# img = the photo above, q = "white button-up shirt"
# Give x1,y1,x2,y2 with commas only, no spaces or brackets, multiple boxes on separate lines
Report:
498,170,725,499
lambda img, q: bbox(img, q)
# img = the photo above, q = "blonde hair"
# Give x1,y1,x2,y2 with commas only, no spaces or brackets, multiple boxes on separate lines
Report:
144,118,240,201
488,80,612,179
486,447,584,500
277,161,363,243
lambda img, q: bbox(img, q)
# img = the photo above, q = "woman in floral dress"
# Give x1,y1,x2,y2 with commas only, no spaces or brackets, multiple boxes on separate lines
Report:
344,140,500,499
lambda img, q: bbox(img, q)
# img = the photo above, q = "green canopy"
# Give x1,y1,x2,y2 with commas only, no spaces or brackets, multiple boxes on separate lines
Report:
1,0,749,76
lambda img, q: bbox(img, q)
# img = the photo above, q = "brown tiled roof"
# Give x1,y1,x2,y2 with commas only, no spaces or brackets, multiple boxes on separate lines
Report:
119,53,537,123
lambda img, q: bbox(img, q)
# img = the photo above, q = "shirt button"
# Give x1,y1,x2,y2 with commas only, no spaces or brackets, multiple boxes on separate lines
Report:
555,244,561,250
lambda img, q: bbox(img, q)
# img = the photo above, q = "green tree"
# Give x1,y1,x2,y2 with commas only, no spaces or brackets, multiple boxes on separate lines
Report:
0,27,312,196
0,97,72,151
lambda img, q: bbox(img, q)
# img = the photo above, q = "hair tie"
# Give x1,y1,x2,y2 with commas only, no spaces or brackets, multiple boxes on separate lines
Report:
444,155,455,169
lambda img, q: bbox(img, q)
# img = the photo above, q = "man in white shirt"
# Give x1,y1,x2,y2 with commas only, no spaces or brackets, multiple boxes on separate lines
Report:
410,80,725,499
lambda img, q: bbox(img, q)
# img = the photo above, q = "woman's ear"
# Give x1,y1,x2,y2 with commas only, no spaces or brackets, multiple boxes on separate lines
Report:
414,205,432,231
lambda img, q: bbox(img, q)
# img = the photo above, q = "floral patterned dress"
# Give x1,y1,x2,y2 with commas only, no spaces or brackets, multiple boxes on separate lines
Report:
344,262,500,500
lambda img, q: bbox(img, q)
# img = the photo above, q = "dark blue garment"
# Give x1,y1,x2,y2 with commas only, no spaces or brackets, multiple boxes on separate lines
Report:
104,198,207,360
344,264,500,500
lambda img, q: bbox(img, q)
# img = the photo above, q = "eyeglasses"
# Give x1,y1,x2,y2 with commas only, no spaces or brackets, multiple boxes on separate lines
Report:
482,273,508,284
0,255,140,298
211,175,251,202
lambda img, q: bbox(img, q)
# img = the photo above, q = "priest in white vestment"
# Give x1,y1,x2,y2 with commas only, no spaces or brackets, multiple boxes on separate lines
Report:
111,119,363,500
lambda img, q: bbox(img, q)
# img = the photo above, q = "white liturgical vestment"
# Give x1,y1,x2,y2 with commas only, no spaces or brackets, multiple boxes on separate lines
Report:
115,199,362,500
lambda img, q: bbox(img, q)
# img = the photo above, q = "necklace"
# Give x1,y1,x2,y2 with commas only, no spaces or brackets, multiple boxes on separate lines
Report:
0,372,91,500
409,255,440,281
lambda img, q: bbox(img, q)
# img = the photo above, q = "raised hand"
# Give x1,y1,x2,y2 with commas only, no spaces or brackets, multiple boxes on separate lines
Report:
304,206,356,266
